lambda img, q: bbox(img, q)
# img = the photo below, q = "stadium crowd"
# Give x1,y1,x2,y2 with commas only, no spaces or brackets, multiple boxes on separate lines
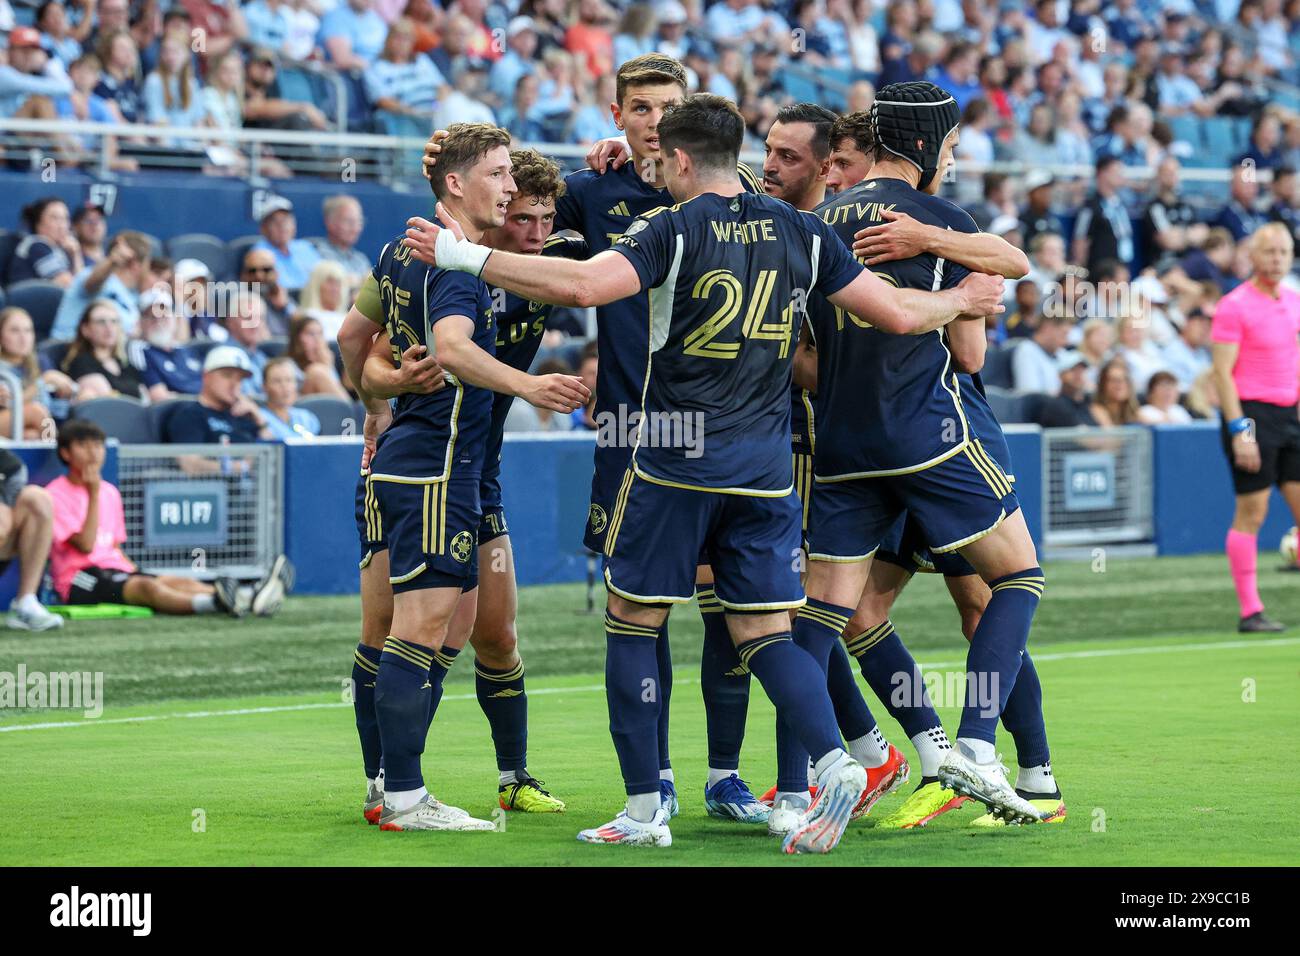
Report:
3,0,1300,441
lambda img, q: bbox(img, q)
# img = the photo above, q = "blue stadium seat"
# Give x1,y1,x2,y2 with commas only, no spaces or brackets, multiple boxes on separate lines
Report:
983,386,1026,424
0,230,19,285
37,339,68,370
258,339,288,359
224,235,263,279
5,279,64,340
166,233,228,277
296,394,357,435
275,66,316,105
71,396,154,443
981,344,1015,390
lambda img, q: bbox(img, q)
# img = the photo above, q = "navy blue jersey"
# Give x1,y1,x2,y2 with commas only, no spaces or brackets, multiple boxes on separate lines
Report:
483,233,589,481
363,230,496,481
611,191,862,493
555,159,763,478
808,177,978,479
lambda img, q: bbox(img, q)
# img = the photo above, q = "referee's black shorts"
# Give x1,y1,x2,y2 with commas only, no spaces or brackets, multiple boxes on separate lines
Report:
1220,399,1300,494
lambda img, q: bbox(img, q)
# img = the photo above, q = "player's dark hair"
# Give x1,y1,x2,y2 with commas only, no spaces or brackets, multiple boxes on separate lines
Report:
615,53,687,105
509,148,566,204
56,419,107,458
830,110,873,156
775,103,838,159
658,93,744,174
430,123,512,200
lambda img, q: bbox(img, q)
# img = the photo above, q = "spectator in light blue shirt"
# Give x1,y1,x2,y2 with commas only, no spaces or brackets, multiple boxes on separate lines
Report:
571,73,619,144
364,19,446,120
252,198,322,294
1156,52,1203,116
319,0,389,70
261,357,322,440
499,74,547,142
51,232,153,342
36,1,81,66
612,4,656,66
142,33,207,148
489,17,538,106
244,0,295,59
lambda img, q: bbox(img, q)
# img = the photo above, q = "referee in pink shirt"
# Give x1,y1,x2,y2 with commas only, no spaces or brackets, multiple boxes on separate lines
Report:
1211,222,1300,632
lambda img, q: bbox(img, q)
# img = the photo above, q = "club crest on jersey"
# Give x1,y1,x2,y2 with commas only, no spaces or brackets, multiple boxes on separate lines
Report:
588,504,608,534
450,531,475,563
622,218,648,237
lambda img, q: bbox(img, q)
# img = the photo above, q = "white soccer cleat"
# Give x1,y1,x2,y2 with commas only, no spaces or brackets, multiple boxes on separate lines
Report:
937,748,1047,826
363,780,384,825
577,808,672,847
782,755,867,855
6,599,64,631
251,554,295,617
378,793,495,831
766,797,808,838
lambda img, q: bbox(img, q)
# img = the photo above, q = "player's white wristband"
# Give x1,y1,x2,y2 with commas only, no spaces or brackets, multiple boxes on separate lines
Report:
435,228,492,276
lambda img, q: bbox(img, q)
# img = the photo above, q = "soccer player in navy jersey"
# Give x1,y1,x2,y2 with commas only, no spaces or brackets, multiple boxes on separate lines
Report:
403,94,1005,852
798,83,1052,826
816,108,1066,828
342,124,589,832
425,54,771,824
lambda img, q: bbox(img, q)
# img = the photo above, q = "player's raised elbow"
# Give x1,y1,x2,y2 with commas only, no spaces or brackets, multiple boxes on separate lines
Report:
1003,249,1030,280
950,345,985,374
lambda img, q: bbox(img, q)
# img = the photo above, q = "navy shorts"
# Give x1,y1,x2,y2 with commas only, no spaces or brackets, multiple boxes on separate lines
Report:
603,468,804,611
370,476,481,593
478,470,509,544
355,472,388,570
874,512,976,576
584,445,633,553
809,440,1017,562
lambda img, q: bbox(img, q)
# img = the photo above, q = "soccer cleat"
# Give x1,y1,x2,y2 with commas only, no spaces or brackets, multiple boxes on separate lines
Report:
212,576,244,618
251,554,295,617
851,743,910,820
758,783,816,807
703,774,770,824
1239,611,1285,633
766,796,810,837
938,749,1046,825
660,779,680,819
499,774,566,812
363,780,384,825
6,599,64,631
877,778,970,830
379,793,495,831
782,754,867,854
576,808,672,846
970,789,1067,827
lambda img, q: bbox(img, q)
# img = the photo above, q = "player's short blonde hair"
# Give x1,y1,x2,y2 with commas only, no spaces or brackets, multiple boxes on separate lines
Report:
431,123,512,200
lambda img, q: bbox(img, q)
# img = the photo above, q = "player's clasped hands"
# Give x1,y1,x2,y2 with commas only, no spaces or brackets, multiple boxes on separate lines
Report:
956,272,1005,317
394,344,445,394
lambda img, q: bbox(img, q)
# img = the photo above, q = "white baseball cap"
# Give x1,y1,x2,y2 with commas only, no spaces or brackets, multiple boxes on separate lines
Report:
203,345,255,376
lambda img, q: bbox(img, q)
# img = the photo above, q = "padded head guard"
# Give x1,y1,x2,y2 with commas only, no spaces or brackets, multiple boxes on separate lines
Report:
870,81,962,191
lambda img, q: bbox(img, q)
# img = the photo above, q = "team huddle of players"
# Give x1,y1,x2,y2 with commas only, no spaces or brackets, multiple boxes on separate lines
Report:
336,53,1068,855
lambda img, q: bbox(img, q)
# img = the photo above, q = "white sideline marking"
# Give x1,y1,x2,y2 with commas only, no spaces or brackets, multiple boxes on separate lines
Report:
2,637,1297,734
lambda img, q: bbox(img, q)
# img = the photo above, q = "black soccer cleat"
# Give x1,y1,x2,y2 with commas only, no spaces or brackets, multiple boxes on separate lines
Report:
1238,611,1285,633
212,576,244,618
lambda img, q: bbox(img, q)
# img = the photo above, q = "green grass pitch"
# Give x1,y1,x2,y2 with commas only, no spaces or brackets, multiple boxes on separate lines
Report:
2,554,1296,866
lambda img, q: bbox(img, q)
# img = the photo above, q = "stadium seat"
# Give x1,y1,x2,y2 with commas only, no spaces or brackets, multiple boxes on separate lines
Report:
186,339,221,360
224,235,263,280
37,338,68,370
296,395,357,436
5,279,64,340
984,386,1026,424
71,396,154,443
147,396,198,441
166,233,228,277
0,229,19,284
258,339,288,359
981,345,1015,390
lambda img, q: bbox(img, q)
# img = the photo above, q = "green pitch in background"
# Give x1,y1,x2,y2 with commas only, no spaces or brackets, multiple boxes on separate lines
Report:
2,554,1295,866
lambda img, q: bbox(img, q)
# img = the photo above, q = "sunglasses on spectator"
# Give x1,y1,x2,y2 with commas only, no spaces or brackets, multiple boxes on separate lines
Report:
244,266,276,275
